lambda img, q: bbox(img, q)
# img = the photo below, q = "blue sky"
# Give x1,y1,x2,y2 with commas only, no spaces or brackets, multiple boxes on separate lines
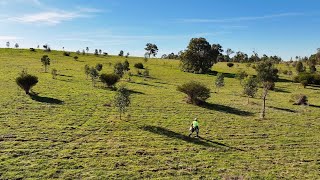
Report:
0,0,319,60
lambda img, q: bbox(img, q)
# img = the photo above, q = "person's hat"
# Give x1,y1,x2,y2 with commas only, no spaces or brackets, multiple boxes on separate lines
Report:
194,117,197,120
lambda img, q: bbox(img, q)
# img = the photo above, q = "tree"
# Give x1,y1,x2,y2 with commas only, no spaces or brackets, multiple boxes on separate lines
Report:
125,52,130,58
256,61,279,119
15,43,19,48
215,73,225,93
145,43,158,58
119,50,124,57
51,68,57,79
89,67,99,86
82,49,86,55
180,38,218,74
243,76,258,104
41,55,50,72
296,62,305,73
100,73,120,88
114,86,131,120
86,47,89,54
310,65,317,73
6,41,10,48
99,49,102,55
123,60,130,71
114,62,125,78
16,70,38,94
94,49,99,56
226,48,234,57
96,63,103,71
177,81,210,105
236,70,248,85
84,65,90,79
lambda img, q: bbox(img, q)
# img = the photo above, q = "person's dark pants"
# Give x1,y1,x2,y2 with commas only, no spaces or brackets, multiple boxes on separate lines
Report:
189,126,199,137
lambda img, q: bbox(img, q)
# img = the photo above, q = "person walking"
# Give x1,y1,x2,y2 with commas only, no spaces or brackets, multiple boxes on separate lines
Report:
189,118,199,137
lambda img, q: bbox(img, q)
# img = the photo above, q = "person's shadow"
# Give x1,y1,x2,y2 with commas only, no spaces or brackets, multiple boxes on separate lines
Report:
141,125,245,151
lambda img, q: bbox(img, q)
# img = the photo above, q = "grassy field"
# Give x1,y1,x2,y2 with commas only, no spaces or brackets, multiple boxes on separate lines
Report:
0,48,319,179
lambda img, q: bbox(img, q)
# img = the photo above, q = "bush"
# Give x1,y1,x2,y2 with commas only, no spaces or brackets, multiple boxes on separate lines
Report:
134,63,144,69
301,80,308,88
293,73,320,85
30,48,36,52
291,94,308,105
177,81,210,105
63,52,71,56
283,70,288,75
96,63,103,71
100,74,120,88
74,56,79,61
114,63,125,78
123,60,130,71
16,71,38,94
227,62,234,67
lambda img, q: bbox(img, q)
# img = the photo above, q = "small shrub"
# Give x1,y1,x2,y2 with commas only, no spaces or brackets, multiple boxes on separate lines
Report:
114,63,125,78
227,62,234,67
30,48,36,52
51,68,57,79
103,52,108,56
74,56,79,61
283,70,288,75
123,60,130,71
16,71,38,94
96,63,103,71
63,52,71,56
215,73,225,92
291,94,308,105
100,73,120,88
177,81,210,105
134,63,144,69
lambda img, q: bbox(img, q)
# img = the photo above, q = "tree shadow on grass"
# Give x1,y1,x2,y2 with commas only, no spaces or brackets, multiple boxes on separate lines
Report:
273,88,291,93
199,102,253,116
127,89,145,95
141,125,245,151
29,93,64,105
277,78,292,83
309,104,320,108
268,106,297,113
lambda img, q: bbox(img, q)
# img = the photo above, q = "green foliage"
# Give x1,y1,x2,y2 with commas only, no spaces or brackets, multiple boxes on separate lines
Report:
51,68,57,79
215,73,225,91
180,38,219,74
74,56,79,61
310,65,317,73
243,76,258,103
177,81,210,105
114,62,125,78
293,73,320,85
256,60,279,84
84,64,90,79
119,50,124,57
40,55,50,72
114,86,131,119
95,63,103,71
236,70,248,84
296,61,305,73
100,73,120,88
145,43,158,57
134,63,144,69
16,70,38,94
123,59,130,71
89,67,99,86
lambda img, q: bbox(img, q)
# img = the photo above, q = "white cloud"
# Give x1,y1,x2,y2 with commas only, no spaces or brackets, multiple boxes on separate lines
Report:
178,13,304,23
0,36,22,40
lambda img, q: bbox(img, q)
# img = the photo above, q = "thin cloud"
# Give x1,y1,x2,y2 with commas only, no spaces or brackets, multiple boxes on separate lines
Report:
0,36,22,40
178,12,304,23
6,7,102,25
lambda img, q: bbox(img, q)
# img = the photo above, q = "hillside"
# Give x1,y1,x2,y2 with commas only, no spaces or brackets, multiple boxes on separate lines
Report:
0,48,319,179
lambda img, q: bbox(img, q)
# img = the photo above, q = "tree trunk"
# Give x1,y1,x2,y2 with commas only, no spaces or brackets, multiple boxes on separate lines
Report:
247,96,250,105
120,112,121,120
260,90,267,119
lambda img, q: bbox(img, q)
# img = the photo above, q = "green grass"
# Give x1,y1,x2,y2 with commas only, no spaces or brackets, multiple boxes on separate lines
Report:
0,48,319,179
